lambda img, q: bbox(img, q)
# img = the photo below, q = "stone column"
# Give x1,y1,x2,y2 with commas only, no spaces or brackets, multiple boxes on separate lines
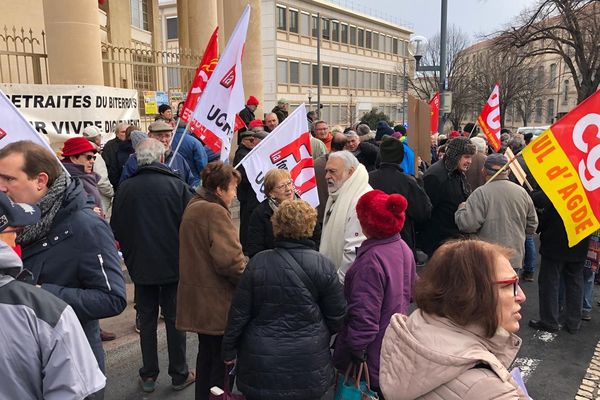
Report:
188,0,218,57
177,0,190,55
43,0,104,85
223,0,264,117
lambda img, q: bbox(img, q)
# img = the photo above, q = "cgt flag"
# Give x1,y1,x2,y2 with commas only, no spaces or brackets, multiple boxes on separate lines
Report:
236,104,319,207
477,83,501,151
429,92,440,134
523,90,600,247
190,5,250,160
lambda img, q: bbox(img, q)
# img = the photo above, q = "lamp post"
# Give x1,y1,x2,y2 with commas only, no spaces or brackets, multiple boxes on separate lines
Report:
308,88,313,111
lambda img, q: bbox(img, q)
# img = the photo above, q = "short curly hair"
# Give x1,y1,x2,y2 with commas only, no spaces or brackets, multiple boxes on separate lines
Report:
271,199,317,240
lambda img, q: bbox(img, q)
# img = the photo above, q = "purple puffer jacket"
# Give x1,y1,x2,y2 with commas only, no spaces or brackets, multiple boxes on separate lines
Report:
333,234,417,388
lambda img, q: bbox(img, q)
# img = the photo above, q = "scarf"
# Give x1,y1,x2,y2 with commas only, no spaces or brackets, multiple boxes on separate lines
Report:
17,173,71,246
319,163,371,269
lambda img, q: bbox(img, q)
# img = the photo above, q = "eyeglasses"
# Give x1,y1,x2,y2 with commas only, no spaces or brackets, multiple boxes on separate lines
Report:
80,154,96,161
495,277,519,297
275,180,294,191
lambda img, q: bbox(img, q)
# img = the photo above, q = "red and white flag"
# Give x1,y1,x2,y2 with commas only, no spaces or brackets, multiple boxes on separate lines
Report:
0,89,58,157
429,92,440,134
236,104,319,207
477,82,502,151
190,5,250,160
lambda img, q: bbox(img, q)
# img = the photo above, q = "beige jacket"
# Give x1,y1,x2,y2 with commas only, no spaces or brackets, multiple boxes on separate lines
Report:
379,311,528,400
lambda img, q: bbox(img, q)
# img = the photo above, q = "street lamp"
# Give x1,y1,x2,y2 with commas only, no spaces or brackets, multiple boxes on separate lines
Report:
307,88,313,110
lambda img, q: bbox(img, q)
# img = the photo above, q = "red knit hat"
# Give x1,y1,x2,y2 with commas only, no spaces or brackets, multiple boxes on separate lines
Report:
356,190,408,239
248,119,264,129
62,136,97,157
247,96,259,106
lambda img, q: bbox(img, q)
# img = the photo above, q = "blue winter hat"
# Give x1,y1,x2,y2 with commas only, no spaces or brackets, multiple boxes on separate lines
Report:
0,192,40,231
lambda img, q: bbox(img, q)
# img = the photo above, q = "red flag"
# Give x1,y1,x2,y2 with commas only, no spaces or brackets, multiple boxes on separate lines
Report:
180,27,221,151
477,83,501,151
522,90,600,246
428,92,440,134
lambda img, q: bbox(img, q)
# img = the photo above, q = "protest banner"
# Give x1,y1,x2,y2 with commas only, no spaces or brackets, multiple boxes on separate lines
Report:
477,83,502,151
0,83,140,144
522,90,600,247
190,5,250,160
236,104,319,207
429,92,439,134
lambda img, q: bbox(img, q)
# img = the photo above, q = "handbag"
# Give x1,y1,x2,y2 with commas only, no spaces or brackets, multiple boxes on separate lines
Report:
334,362,379,400
208,364,246,400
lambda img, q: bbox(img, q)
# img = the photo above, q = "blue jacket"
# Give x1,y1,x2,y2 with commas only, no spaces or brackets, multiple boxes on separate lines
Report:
400,142,415,175
21,179,127,371
173,126,208,184
119,151,199,188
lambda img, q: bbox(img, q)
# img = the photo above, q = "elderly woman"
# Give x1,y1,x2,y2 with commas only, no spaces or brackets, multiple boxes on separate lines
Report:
379,240,528,400
61,136,102,214
333,190,417,398
177,161,247,400
223,199,347,400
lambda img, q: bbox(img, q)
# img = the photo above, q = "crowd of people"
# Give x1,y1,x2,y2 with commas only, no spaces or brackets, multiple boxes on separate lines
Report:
0,98,595,400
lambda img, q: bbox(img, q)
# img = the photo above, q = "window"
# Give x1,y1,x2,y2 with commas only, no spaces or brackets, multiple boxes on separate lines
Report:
322,65,330,86
364,71,371,89
379,72,385,90
289,10,298,33
535,99,543,122
379,35,385,52
371,72,378,89
130,0,149,30
166,17,177,40
349,26,357,46
549,63,557,88
300,12,310,36
357,28,364,47
289,61,299,84
341,23,348,44
332,21,339,41
312,64,319,85
332,66,339,87
372,33,379,50
277,59,288,83
393,38,398,54
322,18,330,40
300,63,310,85
356,70,364,89
563,80,569,104
547,99,555,123
331,105,340,125
311,15,318,38
277,6,286,30
365,31,372,48
349,69,356,88
340,68,348,87
386,36,392,54
536,65,544,87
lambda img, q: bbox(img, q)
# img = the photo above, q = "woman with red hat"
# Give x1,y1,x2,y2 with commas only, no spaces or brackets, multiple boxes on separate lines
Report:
61,137,103,216
333,189,417,398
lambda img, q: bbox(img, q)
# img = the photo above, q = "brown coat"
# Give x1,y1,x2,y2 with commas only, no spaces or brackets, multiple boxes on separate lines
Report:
380,311,528,400
176,189,246,335
465,151,487,192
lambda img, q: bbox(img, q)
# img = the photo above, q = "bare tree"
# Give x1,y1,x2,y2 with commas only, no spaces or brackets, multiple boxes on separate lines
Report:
495,0,600,104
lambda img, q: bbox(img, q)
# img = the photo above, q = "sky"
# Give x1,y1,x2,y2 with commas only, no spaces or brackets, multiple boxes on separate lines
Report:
331,0,540,44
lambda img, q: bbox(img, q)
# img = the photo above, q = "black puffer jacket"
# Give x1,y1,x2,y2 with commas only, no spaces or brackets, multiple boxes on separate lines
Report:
223,240,346,400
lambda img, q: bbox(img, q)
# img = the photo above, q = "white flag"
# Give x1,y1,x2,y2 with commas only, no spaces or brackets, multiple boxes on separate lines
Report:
237,104,319,207
190,5,250,161
0,89,57,156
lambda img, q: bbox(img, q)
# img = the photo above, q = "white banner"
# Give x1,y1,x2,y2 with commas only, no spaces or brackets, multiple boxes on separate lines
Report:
237,104,319,207
190,5,250,161
0,83,140,144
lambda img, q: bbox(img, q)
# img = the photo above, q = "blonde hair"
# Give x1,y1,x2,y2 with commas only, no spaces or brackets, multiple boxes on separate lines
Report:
271,199,317,240
264,168,292,196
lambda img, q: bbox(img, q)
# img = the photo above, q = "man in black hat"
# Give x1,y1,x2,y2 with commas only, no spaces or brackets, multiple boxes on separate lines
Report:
421,137,476,255
369,136,432,254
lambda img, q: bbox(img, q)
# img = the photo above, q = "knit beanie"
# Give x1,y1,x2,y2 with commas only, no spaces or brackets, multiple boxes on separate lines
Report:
379,136,405,164
130,130,148,150
444,137,476,172
356,190,408,239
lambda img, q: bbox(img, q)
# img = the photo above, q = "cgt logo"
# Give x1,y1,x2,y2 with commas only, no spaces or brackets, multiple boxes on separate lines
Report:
220,65,236,89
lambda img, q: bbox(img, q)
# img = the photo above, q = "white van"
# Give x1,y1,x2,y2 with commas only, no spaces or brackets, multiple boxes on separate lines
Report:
516,126,550,138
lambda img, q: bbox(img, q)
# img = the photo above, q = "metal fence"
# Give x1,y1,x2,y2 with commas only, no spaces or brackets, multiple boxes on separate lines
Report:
0,26,48,84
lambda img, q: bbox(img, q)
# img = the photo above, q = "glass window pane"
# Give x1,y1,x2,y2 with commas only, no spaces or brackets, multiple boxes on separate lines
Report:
166,17,178,40
357,70,363,89
372,72,378,89
322,18,330,40
357,28,364,47
366,31,372,48
393,38,398,54
331,105,340,125
341,24,348,44
322,65,330,86
379,73,385,90
379,35,385,51
289,10,298,33
300,63,310,85
349,69,356,88
349,26,357,45
332,66,339,87
386,36,392,53
332,21,339,41
340,68,348,87
300,13,310,36
277,60,288,83
312,64,319,85
372,33,379,50
311,15,318,38
364,71,371,89
277,6,286,30
290,61,299,84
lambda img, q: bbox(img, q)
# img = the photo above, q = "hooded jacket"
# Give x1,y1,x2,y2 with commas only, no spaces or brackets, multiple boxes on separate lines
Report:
379,311,528,400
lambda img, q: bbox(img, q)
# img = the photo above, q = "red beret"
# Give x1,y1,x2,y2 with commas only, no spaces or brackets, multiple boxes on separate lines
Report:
62,137,97,157
247,96,259,106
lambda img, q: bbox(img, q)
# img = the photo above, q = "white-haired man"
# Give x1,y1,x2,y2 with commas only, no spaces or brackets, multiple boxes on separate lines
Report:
320,150,372,282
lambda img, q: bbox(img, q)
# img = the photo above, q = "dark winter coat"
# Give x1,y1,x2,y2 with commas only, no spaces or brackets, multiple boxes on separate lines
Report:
353,141,379,172
421,159,471,255
223,240,347,400
239,106,255,127
333,234,417,388
62,162,102,209
111,163,194,285
245,199,322,257
271,105,288,123
113,139,134,190
173,126,208,187
234,144,260,248
369,163,432,252
102,137,124,188
21,179,127,370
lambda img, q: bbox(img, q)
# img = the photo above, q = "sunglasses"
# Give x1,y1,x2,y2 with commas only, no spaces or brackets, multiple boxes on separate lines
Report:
495,277,520,297
79,154,96,161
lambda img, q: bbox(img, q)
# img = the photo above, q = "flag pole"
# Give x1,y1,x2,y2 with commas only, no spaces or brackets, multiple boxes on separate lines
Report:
168,117,185,167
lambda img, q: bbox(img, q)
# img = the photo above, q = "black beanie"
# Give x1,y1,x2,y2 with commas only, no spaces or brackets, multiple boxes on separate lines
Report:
379,136,405,164
158,104,171,114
